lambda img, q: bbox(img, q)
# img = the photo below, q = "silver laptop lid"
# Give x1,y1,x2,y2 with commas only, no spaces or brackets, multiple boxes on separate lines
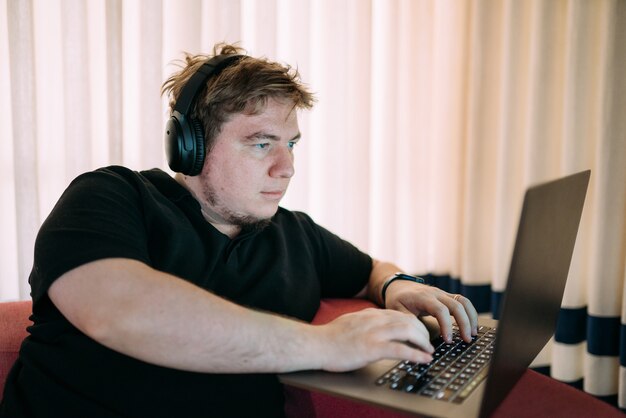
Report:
479,170,590,418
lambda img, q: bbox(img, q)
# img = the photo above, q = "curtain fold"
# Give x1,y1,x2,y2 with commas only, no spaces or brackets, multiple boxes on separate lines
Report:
492,0,531,293
462,0,503,286
62,0,91,179
0,0,19,299
6,0,38,298
105,0,123,165
586,0,626,402
1,0,625,410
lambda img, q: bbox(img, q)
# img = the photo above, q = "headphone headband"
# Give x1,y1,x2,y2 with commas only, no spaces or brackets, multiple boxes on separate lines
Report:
174,54,243,115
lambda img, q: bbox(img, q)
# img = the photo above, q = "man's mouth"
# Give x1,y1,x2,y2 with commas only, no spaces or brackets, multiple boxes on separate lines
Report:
261,190,285,200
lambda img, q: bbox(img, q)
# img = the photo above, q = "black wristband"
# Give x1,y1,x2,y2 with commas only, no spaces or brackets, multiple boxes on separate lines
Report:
381,273,425,306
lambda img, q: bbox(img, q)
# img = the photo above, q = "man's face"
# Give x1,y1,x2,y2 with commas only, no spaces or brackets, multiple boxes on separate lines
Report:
191,97,300,234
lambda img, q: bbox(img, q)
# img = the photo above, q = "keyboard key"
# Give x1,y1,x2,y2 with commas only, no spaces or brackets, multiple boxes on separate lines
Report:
421,389,436,397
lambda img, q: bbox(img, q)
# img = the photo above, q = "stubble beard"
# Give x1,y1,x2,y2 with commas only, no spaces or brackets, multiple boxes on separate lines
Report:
203,184,272,232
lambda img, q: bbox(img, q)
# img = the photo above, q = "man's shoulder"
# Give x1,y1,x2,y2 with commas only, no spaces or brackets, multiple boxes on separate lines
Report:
71,165,168,181
273,207,316,227
68,165,143,188
67,166,182,198
92,165,171,184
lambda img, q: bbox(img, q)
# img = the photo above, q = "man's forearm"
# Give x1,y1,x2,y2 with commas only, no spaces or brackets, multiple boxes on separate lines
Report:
49,258,325,374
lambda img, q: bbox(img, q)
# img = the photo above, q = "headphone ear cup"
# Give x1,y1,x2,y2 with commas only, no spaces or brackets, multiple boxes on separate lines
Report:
165,115,185,173
188,118,206,176
164,112,205,176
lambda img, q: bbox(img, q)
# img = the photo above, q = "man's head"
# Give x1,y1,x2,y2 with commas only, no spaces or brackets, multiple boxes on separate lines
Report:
161,44,315,237
162,43,315,174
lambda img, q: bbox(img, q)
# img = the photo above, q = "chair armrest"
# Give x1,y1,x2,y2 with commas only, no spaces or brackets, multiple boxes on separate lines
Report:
0,300,33,400
311,298,378,325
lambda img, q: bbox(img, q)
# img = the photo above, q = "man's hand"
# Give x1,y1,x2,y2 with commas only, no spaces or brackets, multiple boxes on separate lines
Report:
362,260,479,345
314,308,434,372
384,280,479,344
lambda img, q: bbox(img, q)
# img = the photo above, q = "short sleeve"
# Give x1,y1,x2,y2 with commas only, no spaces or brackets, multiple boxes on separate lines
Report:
29,167,151,303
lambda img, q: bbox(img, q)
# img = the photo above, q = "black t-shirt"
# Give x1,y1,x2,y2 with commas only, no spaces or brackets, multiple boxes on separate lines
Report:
0,166,372,418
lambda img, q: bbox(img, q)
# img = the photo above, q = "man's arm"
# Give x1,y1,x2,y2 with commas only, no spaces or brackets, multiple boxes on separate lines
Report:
355,259,479,344
49,258,434,374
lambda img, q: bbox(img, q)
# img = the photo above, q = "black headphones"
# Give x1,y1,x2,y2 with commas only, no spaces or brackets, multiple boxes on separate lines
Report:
164,54,243,176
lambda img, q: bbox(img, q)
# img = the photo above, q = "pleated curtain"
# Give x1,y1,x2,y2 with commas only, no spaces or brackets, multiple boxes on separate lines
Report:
1,0,625,411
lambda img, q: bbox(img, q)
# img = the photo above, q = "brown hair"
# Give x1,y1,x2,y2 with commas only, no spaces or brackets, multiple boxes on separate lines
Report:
161,43,315,152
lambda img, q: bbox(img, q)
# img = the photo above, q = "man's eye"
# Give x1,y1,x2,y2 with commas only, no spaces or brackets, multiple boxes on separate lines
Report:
255,143,269,149
288,141,297,149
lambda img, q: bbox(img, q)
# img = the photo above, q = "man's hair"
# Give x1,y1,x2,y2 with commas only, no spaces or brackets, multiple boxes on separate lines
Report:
161,43,315,153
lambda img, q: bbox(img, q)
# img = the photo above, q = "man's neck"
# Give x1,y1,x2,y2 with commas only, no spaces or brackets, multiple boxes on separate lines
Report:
200,208,242,239
173,173,241,239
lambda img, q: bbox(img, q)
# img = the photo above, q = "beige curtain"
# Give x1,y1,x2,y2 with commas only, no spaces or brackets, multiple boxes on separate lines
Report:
1,0,625,409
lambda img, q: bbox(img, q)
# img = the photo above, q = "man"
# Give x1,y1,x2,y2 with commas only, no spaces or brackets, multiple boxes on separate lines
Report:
0,44,477,417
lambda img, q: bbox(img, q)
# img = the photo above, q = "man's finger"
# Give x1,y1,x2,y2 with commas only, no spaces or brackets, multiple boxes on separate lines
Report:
443,294,476,342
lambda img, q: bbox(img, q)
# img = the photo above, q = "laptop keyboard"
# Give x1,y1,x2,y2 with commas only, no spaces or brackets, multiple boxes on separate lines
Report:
375,325,496,404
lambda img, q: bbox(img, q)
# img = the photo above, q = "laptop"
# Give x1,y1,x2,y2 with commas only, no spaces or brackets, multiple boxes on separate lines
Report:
280,170,590,418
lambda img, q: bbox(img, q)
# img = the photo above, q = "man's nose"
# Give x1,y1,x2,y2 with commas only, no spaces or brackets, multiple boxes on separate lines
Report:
269,146,295,178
